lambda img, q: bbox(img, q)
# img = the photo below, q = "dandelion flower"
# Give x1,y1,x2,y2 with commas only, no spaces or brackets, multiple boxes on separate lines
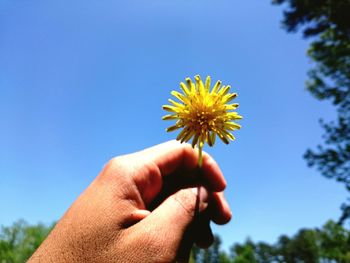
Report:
162,75,242,167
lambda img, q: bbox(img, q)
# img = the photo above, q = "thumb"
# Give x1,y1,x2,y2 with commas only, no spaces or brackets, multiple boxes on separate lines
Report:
153,186,209,229
136,186,209,260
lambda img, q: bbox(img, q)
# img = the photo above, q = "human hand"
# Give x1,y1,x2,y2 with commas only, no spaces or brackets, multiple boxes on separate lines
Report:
29,141,231,263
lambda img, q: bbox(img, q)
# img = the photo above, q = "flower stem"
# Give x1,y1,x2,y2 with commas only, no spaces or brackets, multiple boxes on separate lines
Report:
198,142,203,168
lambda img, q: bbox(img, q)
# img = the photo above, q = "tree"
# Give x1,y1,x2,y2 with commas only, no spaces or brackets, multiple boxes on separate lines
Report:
0,220,53,263
225,220,350,263
230,239,257,263
276,229,320,262
319,220,350,262
254,242,276,263
192,235,232,263
273,0,350,223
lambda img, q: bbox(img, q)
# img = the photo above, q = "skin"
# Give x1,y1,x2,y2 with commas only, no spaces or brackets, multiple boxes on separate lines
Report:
29,140,231,263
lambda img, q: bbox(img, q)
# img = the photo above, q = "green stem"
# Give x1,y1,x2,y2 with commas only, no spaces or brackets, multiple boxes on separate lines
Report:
198,142,203,168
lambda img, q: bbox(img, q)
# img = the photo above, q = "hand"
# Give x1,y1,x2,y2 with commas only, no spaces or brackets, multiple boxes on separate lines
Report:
29,141,231,263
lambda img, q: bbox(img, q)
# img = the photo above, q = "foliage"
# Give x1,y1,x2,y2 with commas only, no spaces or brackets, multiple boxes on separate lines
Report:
0,220,53,263
192,235,231,263
191,220,350,263
230,239,257,263
272,0,350,223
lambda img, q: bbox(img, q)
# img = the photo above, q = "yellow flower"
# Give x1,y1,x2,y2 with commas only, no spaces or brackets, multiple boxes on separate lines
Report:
162,75,242,167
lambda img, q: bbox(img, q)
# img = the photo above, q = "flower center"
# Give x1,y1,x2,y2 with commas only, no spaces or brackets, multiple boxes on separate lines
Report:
189,109,218,133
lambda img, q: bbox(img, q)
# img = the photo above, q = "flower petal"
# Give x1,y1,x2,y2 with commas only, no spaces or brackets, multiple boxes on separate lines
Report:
224,122,241,130
163,105,180,113
192,133,200,148
211,80,222,94
222,93,237,104
162,114,178,120
180,82,190,96
186,77,195,93
225,103,239,110
166,125,180,132
205,76,211,92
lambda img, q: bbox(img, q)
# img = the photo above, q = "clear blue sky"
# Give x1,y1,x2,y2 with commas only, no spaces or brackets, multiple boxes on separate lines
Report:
0,0,347,251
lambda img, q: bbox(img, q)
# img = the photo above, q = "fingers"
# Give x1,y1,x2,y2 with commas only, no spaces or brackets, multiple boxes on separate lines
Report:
193,214,214,248
137,140,226,192
209,192,232,225
129,140,231,225
177,213,213,262
192,192,231,249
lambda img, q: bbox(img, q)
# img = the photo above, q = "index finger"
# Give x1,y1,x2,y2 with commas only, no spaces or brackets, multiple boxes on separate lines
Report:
138,140,226,192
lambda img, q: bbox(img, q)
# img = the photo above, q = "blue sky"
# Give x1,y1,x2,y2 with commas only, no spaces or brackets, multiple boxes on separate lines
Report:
0,0,348,251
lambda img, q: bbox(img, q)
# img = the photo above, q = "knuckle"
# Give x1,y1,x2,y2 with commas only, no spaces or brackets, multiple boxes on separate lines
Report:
106,155,131,173
109,155,127,168
98,155,131,182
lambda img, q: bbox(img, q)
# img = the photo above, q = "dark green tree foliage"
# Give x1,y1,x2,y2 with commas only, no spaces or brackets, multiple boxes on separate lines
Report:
254,242,276,263
192,235,231,263
231,221,350,263
192,221,350,263
319,220,350,262
272,0,350,222
230,239,257,263
276,230,320,262
0,220,53,263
